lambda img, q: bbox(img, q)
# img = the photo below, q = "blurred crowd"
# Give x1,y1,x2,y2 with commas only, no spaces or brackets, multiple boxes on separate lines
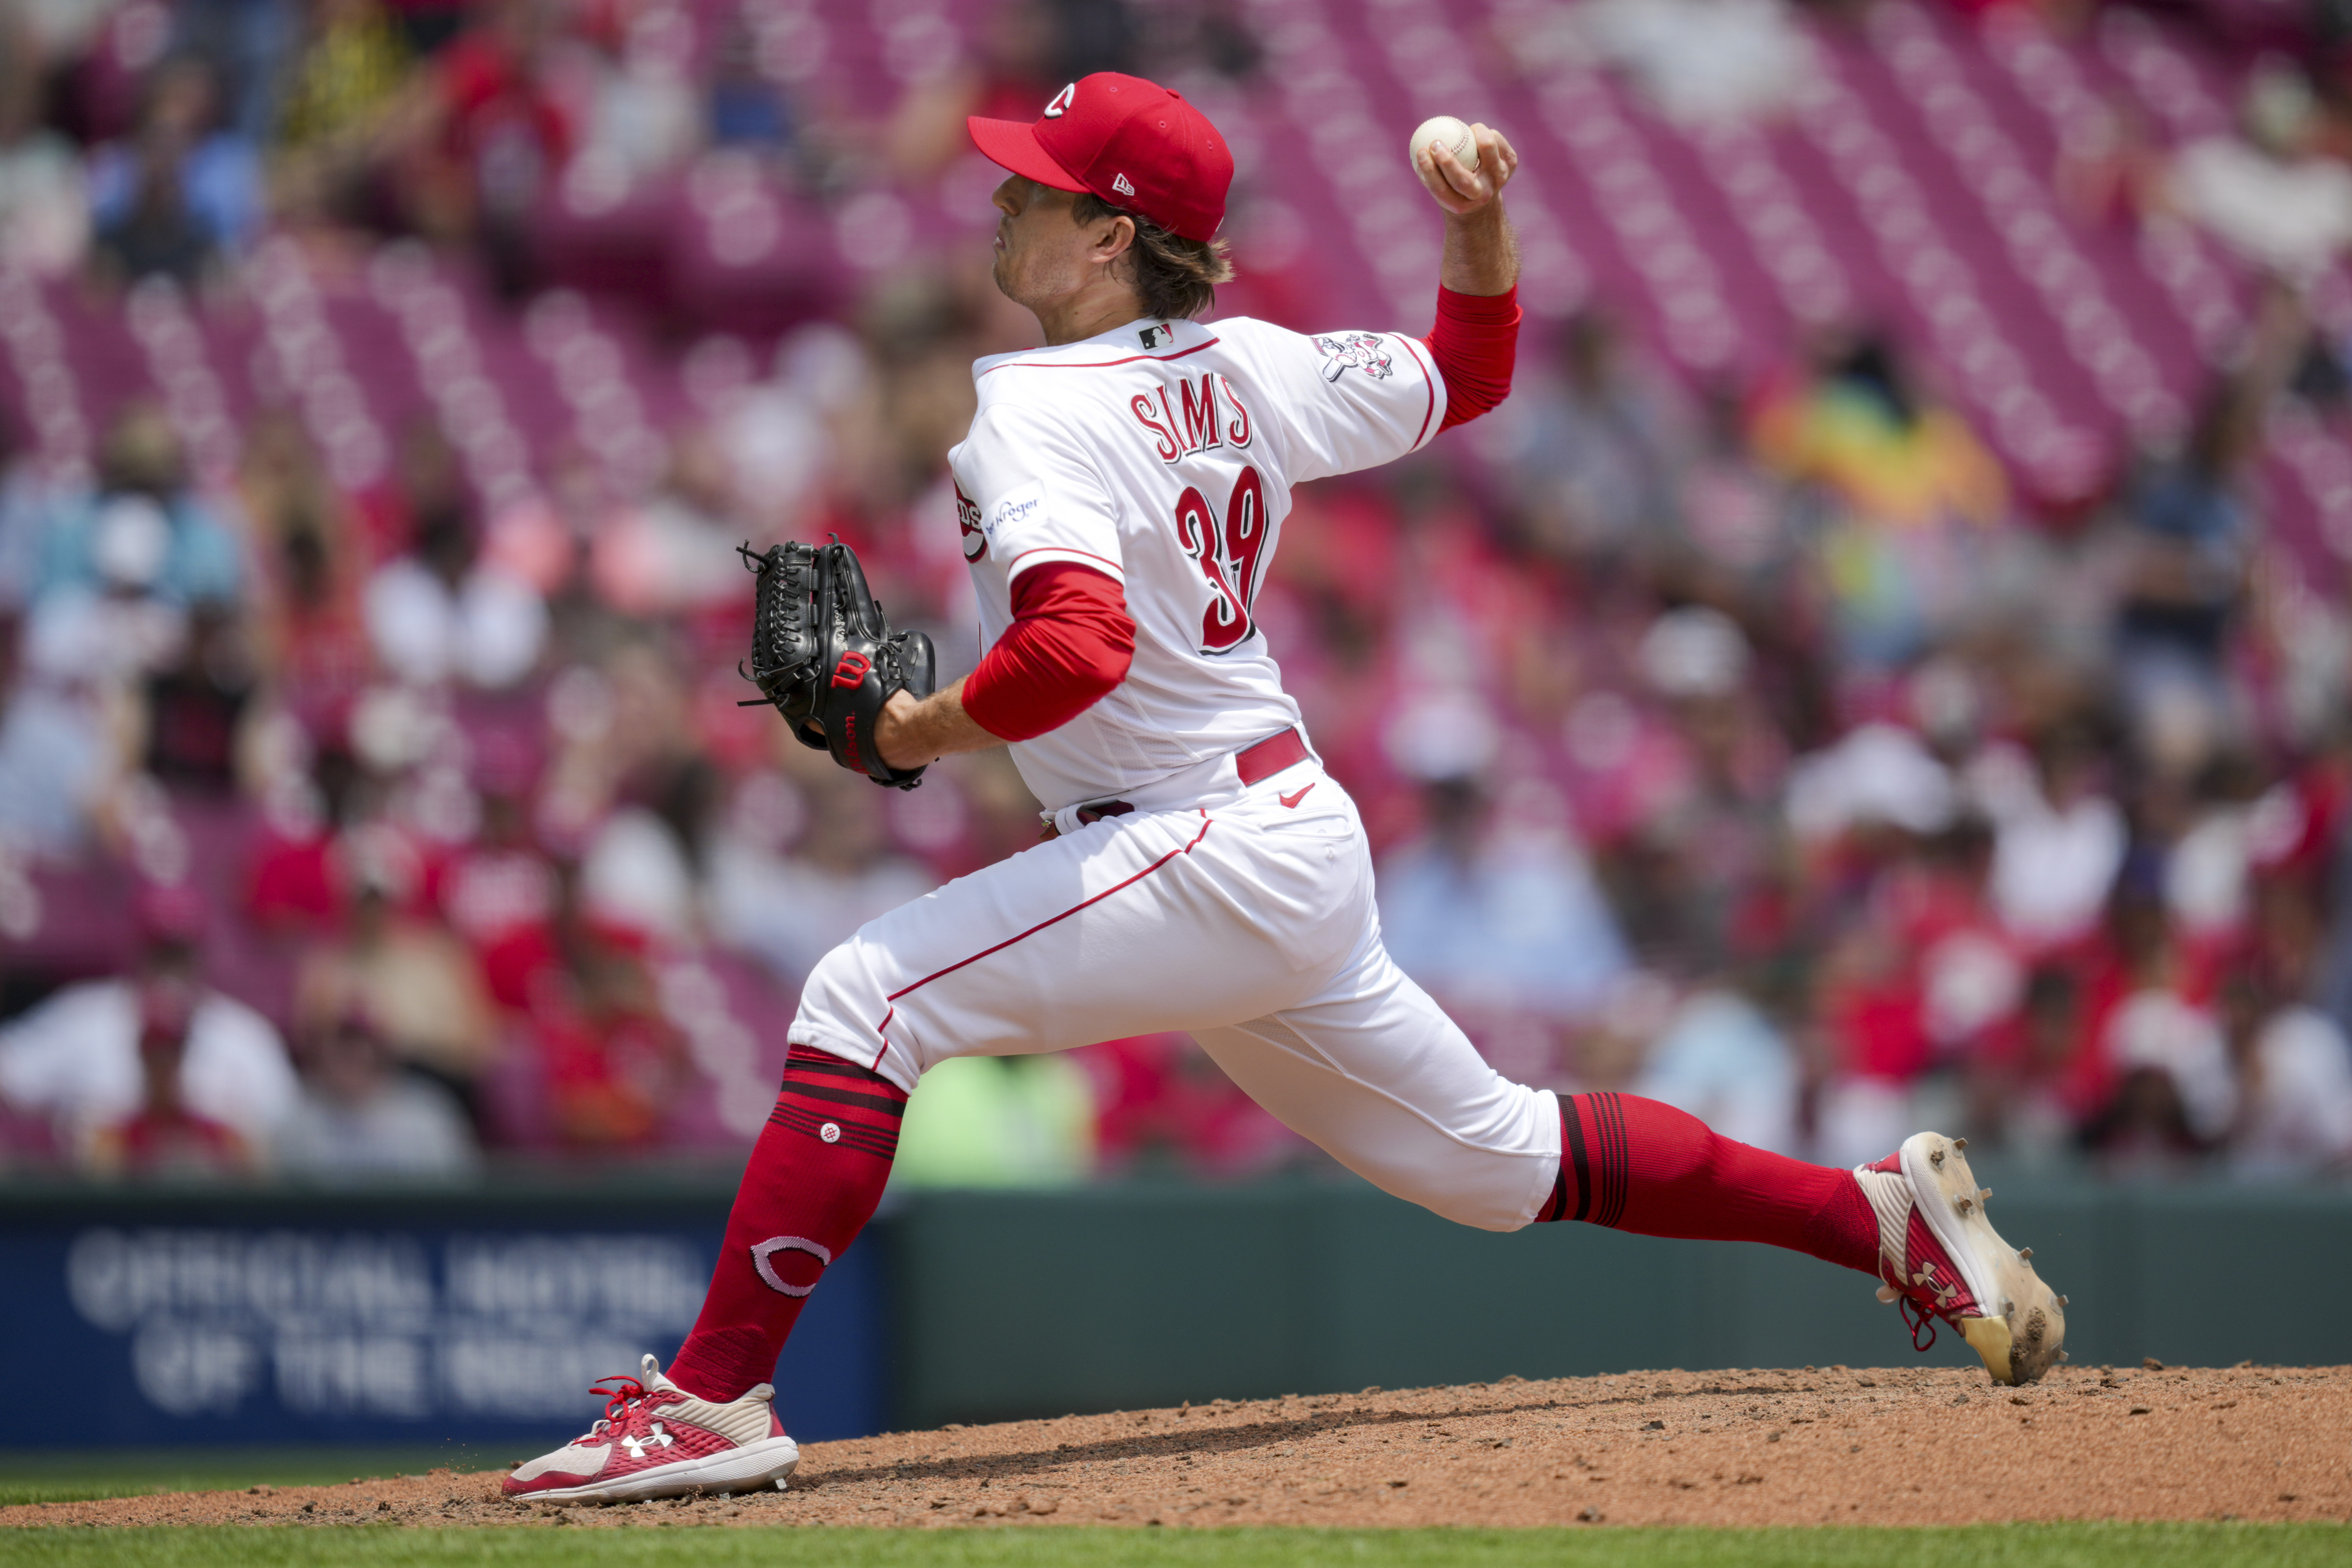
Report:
4,0,2352,1187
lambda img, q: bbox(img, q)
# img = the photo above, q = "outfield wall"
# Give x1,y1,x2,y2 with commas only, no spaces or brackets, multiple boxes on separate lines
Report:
885,1179,2352,1428
4,1177,2346,1447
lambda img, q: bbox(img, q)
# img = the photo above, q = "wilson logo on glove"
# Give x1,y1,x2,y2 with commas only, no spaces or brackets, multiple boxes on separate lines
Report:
738,540,936,791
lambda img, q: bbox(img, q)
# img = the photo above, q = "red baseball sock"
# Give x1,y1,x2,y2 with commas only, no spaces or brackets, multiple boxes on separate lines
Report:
1537,1093,1878,1275
666,1046,908,1403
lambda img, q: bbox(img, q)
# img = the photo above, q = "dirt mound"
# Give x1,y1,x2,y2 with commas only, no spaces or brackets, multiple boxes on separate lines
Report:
9,1364,2347,1529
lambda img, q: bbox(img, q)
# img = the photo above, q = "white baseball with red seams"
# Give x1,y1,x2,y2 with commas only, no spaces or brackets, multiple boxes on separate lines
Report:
792,309,1566,1228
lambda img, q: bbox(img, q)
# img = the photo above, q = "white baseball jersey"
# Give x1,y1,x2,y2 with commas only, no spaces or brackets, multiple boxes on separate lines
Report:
790,305,1561,1239
947,313,1447,813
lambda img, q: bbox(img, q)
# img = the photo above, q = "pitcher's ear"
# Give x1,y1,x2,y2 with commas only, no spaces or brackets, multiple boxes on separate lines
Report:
1097,212,1137,261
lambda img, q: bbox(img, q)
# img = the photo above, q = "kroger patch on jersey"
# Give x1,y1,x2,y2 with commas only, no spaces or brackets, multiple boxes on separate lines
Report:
984,481,1047,549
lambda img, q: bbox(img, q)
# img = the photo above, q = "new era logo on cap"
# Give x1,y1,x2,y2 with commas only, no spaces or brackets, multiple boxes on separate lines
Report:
966,72,1233,242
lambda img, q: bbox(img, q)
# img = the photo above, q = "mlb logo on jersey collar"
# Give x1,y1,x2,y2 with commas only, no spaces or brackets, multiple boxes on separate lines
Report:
1138,323,1172,349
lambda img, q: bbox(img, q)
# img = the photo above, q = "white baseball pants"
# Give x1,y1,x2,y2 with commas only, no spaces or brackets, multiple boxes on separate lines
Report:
790,757,1561,1232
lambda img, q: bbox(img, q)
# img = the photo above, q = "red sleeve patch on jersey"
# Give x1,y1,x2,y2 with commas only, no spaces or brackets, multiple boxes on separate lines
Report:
962,563,1137,742
1425,285,1521,432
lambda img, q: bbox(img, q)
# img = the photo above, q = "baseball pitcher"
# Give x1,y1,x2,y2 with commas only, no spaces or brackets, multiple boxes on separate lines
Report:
505,74,2066,1503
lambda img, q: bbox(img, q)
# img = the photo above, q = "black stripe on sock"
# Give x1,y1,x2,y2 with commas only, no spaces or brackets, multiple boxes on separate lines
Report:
786,1051,896,1083
1563,1095,1594,1223
767,1102,901,1158
779,1079,909,1118
1598,1093,1630,1229
1540,1102,1569,1222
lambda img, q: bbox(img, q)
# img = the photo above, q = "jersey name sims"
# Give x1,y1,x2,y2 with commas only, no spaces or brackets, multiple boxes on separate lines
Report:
947,314,1446,814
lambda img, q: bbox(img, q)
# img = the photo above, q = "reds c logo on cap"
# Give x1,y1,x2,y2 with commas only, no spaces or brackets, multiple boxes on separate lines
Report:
966,71,1234,243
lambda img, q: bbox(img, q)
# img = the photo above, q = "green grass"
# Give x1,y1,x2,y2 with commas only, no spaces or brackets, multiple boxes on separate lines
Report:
0,1526,2343,1567
0,1449,516,1508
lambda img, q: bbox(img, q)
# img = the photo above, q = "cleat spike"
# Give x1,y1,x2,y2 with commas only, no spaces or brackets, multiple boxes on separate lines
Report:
1980,1188,1993,1201
2019,1248,2032,1260
2058,1295,2069,1306
1953,1137,1968,1151
1930,1149,1946,1168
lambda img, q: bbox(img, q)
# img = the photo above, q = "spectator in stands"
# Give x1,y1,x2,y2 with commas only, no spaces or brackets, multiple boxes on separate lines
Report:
1630,985,1802,1154
239,412,372,724
2220,971,2352,1179
1378,768,1630,1028
0,11,90,277
1975,718,2129,953
587,430,747,618
0,607,114,859
1500,313,1683,563
518,870,689,1149
17,495,200,813
710,765,936,988
1755,332,2007,669
704,9,792,153
273,1005,479,1179
87,56,264,286
82,975,258,1179
0,885,296,1159
1577,0,1818,126
440,733,559,1009
1968,964,2095,1171
2167,59,2352,280
1600,606,1790,977
886,0,1063,178
1667,386,1807,605
389,0,571,295
271,0,415,232
137,600,258,796
361,444,547,688
2112,376,2265,771
34,403,242,610
293,832,500,1116
572,0,702,188
173,0,302,142
2081,873,2234,1172
2126,404,2248,719
277,0,413,156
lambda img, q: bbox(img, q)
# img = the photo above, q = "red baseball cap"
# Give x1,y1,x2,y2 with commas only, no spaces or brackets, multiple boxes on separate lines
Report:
968,73,1233,243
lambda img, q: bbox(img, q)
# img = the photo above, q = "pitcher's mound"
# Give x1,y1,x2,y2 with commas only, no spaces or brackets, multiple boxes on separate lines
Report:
9,1364,2347,1529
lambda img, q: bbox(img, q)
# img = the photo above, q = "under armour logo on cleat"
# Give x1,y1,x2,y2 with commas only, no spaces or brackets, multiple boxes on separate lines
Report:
620,1423,675,1458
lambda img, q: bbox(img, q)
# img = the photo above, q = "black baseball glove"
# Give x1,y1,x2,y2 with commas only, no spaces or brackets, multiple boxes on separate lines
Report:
738,539,936,790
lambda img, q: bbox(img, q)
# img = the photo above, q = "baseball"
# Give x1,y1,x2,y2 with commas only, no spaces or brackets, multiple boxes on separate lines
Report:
1410,114,1480,176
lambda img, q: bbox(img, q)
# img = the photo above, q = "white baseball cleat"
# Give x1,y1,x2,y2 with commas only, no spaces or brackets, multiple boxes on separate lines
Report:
1853,1132,2067,1385
502,1355,800,1503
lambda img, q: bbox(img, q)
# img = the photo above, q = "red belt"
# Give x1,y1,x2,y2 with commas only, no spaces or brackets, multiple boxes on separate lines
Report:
1044,727,1312,838
1234,725,1311,787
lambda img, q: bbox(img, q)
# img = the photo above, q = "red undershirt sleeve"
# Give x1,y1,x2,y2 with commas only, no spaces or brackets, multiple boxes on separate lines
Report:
1424,284,1520,431
960,561,1136,743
